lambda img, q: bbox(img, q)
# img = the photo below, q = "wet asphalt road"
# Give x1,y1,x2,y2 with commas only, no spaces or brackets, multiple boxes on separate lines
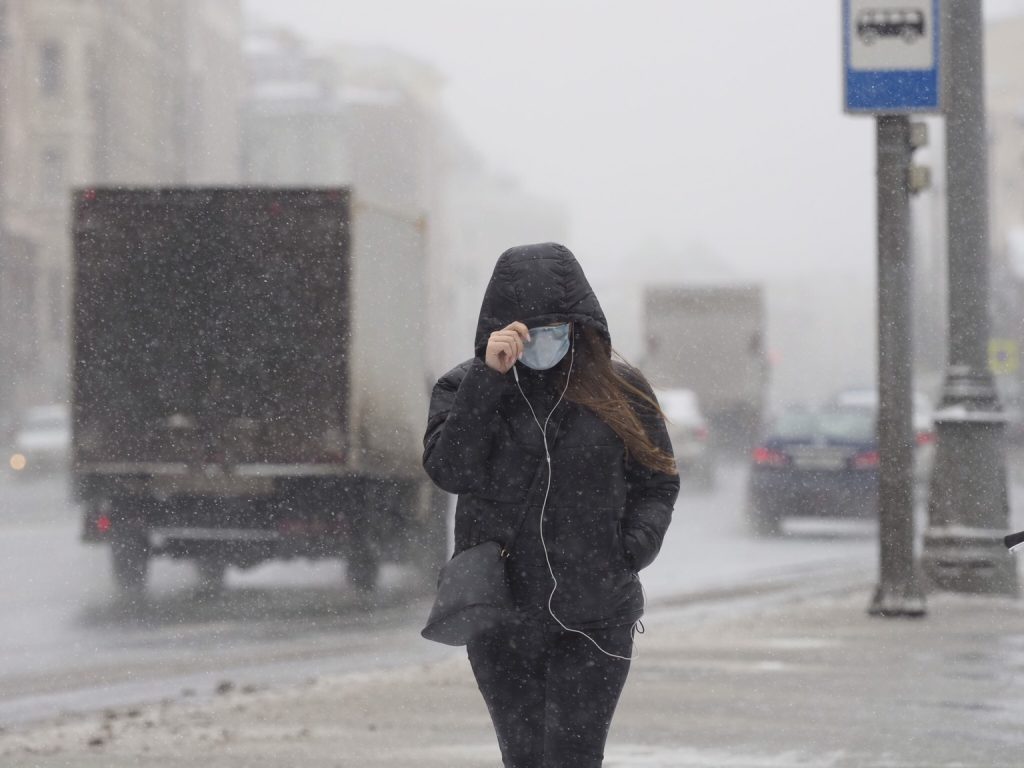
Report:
0,460,941,726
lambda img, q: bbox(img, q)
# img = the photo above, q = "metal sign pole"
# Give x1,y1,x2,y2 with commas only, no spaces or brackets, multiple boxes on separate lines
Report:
870,114,926,617
843,0,942,616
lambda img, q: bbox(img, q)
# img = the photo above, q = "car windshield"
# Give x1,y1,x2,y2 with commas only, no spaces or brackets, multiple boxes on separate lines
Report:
831,389,933,431
773,410,818,438
773,407,875,442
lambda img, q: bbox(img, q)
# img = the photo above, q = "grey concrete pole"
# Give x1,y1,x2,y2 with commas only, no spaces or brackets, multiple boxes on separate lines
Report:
870,115,926,617
920,0,1018,596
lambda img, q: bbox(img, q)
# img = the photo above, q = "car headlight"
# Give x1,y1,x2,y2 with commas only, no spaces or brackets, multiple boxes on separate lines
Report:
9,453,26,471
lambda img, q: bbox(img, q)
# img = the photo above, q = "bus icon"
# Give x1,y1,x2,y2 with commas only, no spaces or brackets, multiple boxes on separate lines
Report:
856,8,926,45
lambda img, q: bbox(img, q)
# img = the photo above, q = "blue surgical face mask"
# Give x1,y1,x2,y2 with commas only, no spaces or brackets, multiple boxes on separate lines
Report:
519,323,571,370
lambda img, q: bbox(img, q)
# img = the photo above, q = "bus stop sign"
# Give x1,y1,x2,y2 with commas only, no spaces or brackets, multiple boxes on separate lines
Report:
844,0,942,113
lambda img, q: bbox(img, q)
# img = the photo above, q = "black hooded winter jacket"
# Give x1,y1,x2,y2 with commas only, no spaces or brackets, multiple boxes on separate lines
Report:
422,243,679,628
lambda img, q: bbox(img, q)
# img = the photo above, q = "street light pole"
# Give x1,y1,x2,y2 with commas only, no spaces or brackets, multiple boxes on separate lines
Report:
921,0,1019,596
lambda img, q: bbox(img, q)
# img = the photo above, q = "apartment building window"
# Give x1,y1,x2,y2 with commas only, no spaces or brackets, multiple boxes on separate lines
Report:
41,149,65,205
40,40,63,96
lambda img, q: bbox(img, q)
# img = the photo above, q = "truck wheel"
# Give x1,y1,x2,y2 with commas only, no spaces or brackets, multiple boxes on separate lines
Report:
347,545,380,593
195,558,227,594
111,533,149,595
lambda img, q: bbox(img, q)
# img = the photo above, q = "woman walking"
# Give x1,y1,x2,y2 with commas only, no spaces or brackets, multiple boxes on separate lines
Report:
422,242,679,767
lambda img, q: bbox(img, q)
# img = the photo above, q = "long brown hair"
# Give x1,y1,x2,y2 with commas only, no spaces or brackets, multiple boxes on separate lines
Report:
562,325,678,476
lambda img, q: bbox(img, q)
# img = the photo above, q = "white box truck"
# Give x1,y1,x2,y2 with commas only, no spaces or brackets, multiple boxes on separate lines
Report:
643,284,768,452
72,187,446,594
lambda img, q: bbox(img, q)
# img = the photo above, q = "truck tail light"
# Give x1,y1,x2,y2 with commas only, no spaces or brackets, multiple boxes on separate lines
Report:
851,450,879,470
915,431,936,447
753,447,788,467
96,514,112,533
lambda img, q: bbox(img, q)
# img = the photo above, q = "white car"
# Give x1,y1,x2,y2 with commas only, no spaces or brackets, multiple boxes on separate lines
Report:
654,387,715,489
8,404,71,476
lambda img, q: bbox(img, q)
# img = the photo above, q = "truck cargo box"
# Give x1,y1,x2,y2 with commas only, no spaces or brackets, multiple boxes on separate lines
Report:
72,187,427,482
644,283,767,450
71,187,444,594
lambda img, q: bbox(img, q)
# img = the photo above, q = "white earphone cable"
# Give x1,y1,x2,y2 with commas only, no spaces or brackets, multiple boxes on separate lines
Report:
512,333,640,662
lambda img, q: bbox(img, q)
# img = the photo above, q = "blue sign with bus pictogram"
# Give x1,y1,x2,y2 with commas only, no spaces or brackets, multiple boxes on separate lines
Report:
843,0,942,113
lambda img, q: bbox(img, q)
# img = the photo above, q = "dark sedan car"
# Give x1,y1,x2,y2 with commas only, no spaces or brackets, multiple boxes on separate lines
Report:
746,406,879,536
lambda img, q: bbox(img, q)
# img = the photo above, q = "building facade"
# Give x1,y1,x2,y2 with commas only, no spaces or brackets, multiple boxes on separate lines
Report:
0,0,243,414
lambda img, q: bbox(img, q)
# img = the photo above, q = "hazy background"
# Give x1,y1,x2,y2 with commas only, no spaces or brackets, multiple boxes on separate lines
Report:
5,0,1024,419
252,0,872,280
245,0,1024,409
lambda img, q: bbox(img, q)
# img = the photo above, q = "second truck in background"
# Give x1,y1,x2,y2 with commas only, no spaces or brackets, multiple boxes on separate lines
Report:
643,284,768,454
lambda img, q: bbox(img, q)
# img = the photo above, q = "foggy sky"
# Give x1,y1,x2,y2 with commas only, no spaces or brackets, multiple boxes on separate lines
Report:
246,0,882,284
244,0,1024,405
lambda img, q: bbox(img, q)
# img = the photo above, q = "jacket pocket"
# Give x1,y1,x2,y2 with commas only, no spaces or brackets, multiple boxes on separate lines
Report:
545,509,639,624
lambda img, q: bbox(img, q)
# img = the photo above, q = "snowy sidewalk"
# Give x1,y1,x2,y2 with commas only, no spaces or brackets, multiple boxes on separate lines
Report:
4,587,1024,767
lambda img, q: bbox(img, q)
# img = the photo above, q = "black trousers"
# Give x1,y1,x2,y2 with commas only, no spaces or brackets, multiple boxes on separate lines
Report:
467,618,633,768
